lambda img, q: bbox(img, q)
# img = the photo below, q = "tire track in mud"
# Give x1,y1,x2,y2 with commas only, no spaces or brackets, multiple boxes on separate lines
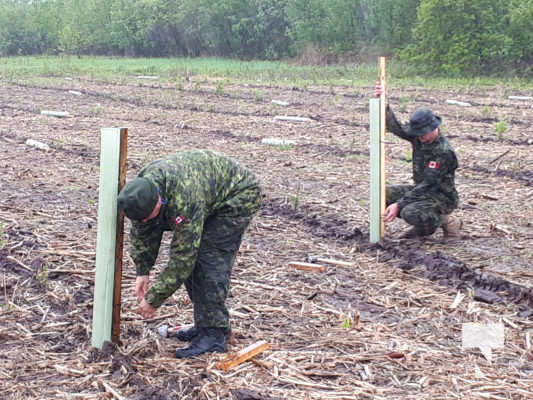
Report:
261,198,533,311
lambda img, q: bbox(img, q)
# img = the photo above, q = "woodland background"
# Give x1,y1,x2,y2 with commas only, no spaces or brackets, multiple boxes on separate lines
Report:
0,0,532,76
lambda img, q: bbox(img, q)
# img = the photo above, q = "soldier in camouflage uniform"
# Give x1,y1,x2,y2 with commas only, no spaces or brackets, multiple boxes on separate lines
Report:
117,150,262,358
376,84,461,238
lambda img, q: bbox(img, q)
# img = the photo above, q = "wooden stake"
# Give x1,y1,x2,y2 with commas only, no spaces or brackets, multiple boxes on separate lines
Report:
92,128,127,349
378,57,387,237
289,261,326,273
112,128,127,344
216,340,270,372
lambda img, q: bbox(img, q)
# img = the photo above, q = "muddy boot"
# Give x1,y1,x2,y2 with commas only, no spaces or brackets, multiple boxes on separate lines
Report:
442,215,462,237
175,328,227,359
175,325,199,342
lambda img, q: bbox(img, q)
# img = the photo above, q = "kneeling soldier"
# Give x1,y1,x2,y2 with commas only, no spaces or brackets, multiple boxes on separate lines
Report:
376,84,461,238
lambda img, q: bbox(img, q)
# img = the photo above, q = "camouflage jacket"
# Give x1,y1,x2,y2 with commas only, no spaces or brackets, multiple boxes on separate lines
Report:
129,150,262,308
385,106,459,211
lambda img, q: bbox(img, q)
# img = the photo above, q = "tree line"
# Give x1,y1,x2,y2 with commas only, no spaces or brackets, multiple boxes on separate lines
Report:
0,0,531,76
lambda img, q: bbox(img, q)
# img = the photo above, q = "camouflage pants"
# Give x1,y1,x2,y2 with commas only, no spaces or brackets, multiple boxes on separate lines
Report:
386,185,454,236
183,213,256,330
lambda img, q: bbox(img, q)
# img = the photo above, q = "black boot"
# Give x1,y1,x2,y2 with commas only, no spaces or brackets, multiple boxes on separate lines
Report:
175,325,199,342
175,328,227,358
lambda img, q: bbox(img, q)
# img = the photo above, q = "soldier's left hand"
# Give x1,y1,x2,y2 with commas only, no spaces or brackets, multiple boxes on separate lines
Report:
137,299,157,318
383,203,400,222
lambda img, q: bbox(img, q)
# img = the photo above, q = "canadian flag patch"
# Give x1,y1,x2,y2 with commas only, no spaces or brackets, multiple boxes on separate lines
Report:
427,161,440,169
175,216,185,225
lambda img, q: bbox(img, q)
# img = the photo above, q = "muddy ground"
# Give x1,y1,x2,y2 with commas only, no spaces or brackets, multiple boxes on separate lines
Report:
1,74,532,399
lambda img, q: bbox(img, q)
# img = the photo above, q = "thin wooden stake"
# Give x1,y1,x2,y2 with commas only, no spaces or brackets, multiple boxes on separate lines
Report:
112,128,127,344
378,57,387,237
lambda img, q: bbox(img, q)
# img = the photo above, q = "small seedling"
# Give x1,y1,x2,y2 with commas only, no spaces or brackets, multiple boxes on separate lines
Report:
253,90,264,102
341,316,352,329
278,143,294,151
91,103,103,115
493,120,508,139
481,106,490,116
289,184,303,210
215,80,226,95
35,264,49,289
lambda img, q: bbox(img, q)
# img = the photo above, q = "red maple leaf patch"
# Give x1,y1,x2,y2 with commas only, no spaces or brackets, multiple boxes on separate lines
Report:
427,161,440,169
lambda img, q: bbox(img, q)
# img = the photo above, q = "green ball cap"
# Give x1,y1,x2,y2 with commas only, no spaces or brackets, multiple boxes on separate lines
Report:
117,177,158,220
407,107,442,137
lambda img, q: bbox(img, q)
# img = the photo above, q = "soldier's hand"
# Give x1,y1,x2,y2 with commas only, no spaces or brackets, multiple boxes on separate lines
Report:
375,82,383,98
135,276,150,302
383,203,400,222
137,298,156,318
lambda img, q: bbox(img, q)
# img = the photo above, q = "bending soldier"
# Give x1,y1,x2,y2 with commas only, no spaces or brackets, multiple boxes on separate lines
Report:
117,150,262,358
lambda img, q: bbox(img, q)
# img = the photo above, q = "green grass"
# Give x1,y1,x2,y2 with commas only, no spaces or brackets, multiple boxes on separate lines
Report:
0,55,532,89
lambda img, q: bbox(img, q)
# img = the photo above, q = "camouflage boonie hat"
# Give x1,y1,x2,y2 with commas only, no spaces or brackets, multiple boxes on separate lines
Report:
117,177,158,220
407,107,442,137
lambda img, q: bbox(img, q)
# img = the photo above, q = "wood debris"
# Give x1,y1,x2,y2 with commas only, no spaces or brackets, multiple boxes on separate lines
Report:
289,261,326,272
216,340,270,372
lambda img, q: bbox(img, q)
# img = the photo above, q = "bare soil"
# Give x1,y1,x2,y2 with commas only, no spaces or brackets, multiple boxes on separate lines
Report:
1,75,532,399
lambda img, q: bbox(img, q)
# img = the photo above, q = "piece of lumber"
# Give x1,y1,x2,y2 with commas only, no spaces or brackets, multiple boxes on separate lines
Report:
314,258,354,267
289,261,326,273
445,99,471,107
216,340,270,372
40,110,70,118
92,128,124,349
274,116,311,122
136,75,159,80
508,96,532,101
68,90,82,96
261,137,296,146
271,100,289,106
25,139,51,152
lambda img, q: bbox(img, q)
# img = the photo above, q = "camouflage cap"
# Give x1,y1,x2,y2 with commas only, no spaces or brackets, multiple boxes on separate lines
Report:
117,177,158,220
407,107,442,137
